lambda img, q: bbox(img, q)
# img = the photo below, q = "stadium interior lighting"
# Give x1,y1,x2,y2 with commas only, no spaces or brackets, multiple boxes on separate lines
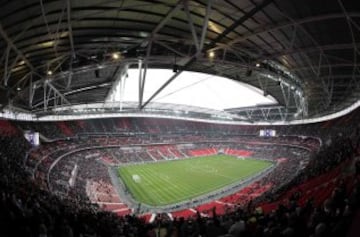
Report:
208,51,215,58
112,52,120,60
255,63,261,67
47,70,53,75
16,87,21,91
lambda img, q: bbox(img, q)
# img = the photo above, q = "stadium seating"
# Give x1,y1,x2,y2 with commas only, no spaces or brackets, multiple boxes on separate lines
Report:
1,107,360,236
187,148,218,156
0,120,19,135
224,148,253,157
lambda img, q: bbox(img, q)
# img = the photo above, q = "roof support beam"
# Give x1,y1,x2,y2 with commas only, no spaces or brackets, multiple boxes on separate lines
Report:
66,59,73,89
278,14,333,110
38,80,71,110
0,20,33,66
138,59,144,108
338,0,360,95
40,0,60,57
140,1,270,110
291,63,360,72
199,0,213,52
280,82,291,107
140,69,183,109
66,0,76,58
207,0,273,49
43,81,48,111
0,23,35,71
230,106,291,121
119,71,127,111
152,0,183,35
105,65,129,102
256,74,268,94
184,0,213,53
210,12,360,51
260,43,360,60
183,0,200,52
289,25,298,50
12,72,32,93
132,0,183,110
3,54,20,87
29,74,35,108
46,81,71,105
2,46,11,86
33,81,118,109
278,107,285,120
153,40,187,57
139,40,152,109
140,48,197,109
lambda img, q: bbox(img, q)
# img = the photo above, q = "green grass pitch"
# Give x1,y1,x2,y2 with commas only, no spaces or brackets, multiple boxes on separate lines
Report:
117,155,272,206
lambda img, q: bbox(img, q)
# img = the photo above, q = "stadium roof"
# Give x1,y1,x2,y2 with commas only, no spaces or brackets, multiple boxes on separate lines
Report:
106,69,277,110
0,0,360,122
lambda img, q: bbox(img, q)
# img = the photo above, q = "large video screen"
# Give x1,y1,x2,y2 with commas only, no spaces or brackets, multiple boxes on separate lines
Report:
259,129,276,137
24,131,40,146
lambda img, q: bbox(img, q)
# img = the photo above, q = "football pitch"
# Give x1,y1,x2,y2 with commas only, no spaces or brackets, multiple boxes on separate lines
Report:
117,155,272,206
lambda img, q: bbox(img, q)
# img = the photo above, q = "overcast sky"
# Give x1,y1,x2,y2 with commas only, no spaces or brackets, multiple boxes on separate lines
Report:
108,69,276,110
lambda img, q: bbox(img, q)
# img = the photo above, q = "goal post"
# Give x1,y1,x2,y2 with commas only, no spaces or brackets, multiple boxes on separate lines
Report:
132,174,141,183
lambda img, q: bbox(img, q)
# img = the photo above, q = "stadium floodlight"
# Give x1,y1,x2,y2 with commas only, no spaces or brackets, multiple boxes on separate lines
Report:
208,51,215,58
112,52,120,60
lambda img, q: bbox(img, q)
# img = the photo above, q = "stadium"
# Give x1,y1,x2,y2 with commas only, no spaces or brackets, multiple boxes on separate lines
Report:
1,0,360,236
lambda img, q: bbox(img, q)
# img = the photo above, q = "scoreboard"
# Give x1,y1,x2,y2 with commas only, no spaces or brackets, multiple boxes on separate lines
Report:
24,130,40,146
259,129,276,137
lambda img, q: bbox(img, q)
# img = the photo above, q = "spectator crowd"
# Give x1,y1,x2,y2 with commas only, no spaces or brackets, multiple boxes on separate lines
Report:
0,121,360,236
